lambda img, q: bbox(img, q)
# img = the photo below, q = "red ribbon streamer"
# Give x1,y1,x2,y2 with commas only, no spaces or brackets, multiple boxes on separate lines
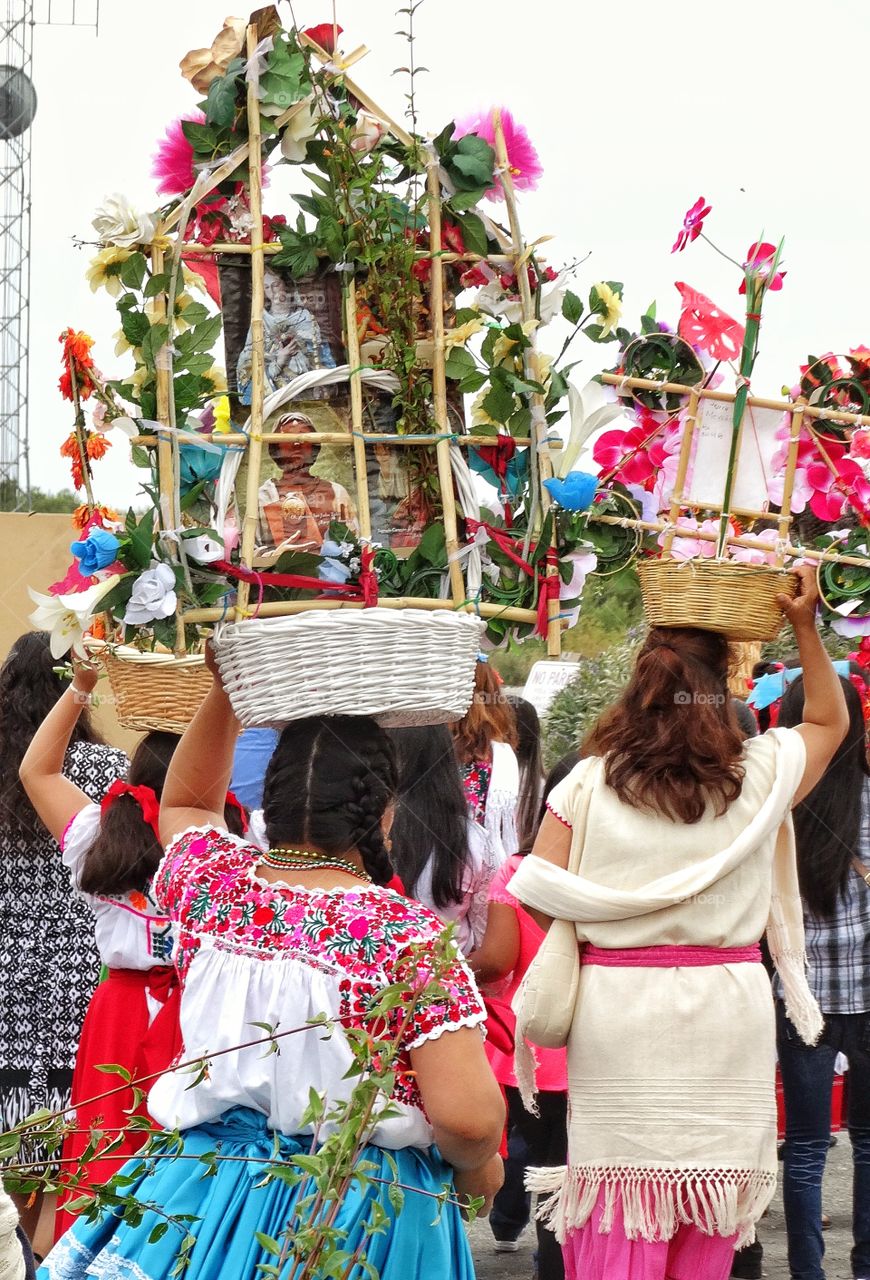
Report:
100,780,161,840
466,520,559,638
475,437,517,528
213,545,379,612
224,789,249,834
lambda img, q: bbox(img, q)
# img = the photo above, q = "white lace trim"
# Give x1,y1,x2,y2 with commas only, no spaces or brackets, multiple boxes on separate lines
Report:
405,1009,487,1051
526,1163,776,1249
42,1232,95,1279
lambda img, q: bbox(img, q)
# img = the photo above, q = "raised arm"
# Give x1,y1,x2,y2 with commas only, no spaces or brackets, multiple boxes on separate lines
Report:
777,565,850,804
159,645,241,847
19,660,100,843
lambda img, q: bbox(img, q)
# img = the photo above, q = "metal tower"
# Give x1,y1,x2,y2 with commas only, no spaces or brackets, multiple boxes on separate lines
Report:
0,0,98,511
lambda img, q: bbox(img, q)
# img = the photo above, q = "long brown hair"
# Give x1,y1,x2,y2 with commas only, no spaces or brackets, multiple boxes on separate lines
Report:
584,627,745,824
451,661,518,764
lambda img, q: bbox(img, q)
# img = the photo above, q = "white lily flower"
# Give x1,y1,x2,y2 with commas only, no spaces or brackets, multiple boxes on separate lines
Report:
28,575,121,659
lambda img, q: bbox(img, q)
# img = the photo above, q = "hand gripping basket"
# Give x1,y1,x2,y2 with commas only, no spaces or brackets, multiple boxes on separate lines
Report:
101,648,213,733
212,607,485,728
638,558,798,642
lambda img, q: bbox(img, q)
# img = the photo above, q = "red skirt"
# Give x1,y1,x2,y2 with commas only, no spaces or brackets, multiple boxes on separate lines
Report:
54,965,182,1240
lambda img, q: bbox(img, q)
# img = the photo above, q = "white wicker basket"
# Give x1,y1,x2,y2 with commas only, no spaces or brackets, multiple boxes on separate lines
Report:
212,607,484,728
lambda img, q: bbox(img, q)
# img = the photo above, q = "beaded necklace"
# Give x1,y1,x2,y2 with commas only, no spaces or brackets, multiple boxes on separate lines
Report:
259,847,372,884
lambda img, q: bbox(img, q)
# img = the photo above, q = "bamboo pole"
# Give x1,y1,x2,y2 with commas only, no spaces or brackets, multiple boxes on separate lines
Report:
235,24,268,622
661,388,700,557
491,110,561,656
426,157,465,604
601,372,870,431
777,402,805,566
343,280,372,539
177,240,517,264
182,595,541,625
130,432,533,448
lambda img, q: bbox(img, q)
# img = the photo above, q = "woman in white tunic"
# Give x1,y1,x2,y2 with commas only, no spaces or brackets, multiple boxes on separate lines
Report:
510,567,848,1280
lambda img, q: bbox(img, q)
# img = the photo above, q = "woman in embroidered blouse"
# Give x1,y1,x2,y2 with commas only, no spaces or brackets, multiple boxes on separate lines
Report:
509,568,849,1280
451,659,520,862
39,652,504,1280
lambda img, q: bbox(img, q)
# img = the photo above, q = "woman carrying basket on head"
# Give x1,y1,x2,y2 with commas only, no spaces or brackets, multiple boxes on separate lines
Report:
509,566,847,1280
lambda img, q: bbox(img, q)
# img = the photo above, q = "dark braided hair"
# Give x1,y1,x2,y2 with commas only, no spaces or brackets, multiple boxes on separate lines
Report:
262,715,397,886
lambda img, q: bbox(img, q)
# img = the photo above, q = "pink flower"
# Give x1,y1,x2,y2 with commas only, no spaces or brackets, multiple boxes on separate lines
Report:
593,413,671,489
730,527,780,566
671,197,711,253
852,428,870,460
803,439,870,521
453,108,542,201
152,112,205,197
739,242,786,294
660,517,731,561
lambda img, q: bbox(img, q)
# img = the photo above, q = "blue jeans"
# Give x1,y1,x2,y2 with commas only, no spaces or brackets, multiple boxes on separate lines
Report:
777,1000,870,1280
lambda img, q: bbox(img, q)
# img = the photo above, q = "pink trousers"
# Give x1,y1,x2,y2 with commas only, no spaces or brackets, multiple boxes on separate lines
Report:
563,1188,738,1280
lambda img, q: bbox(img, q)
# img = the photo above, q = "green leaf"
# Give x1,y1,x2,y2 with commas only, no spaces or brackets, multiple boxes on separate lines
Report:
459,369,488,393
148,1222,169,1244
119,253,148,291
141,322,169,371
447,187,489,212
144,272,170,298
131,445,153,469
129,509,155,571
179,301,211,326
205,70,240,129
173,372,207,411
121,309,151,348
561,289,584,326
181,121,219,154
454,211,488,257
189,315,223,354
481,381,516,425
449,134,496,190
444,347,476,381
584,323,618,344
508,406,532,437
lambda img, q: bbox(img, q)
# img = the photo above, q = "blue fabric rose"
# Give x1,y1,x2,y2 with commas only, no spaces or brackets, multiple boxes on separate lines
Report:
179,443,224,490
70,527,120,576
543,472,599,512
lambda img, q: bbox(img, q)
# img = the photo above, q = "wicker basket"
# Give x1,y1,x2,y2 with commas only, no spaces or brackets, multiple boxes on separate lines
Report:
638,558,798,642
102,649,213,734
212,608,485,728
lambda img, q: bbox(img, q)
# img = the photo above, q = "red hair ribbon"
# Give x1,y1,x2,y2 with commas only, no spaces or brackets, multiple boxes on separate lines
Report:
212,544,379,613
465,520,559,638
224,790,249,833
100,780,161,840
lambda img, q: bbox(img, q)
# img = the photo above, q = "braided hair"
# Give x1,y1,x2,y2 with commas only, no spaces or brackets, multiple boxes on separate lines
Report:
262,715,397,886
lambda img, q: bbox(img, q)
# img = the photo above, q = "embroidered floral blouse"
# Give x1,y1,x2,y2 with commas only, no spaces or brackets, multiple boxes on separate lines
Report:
148,826,486,1149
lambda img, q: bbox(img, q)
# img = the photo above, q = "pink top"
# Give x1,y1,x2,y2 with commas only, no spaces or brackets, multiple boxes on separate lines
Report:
485,853,567,1092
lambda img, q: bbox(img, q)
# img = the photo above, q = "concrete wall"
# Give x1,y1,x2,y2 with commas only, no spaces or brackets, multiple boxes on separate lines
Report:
0,512,140,755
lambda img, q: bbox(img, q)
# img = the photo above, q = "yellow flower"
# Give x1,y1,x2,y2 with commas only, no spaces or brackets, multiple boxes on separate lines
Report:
113,328,138,359
492,319,537,366
444,317,485,350
592,282,622,338
182,266,206,293
128,363,152,392
212,396,232,434
86,246,133,297
202,366,228,396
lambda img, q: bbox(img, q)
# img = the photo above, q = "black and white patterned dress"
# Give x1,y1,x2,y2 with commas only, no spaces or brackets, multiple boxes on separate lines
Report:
0,740,128,1129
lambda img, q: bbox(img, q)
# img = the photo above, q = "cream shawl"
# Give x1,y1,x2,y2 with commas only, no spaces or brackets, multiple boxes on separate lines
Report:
508,727,820,1246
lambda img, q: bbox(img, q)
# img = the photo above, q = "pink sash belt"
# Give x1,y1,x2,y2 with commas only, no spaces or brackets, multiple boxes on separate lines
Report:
581,943,761,967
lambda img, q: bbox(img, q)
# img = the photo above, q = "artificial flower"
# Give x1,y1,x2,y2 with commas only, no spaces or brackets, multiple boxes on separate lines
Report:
302,22,343,53
729,526,780,566
350,112,387,155
123,563,177,627
672,196,711,253
86,245,134,297
72,503,118,532
453,108,542,201
202,366,228,396
444,317,485,350
92,194,156,249
70,527,121,576
660,517,735,561
212,396,232,434
593,413,671,489
183,534,224,564
29,575,120,658
151,111,204,198
60,329,95,367
740,242,786,294
179,443,224,489
591,282,622,339
179,18,246,93
279,98,320,163
49,559,97,597
86,433,111,461
543,472,598,511
559,549,598,627
805,448,870,522
675,281,745,361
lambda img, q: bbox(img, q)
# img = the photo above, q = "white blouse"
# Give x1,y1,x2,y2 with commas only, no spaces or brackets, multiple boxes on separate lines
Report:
61,804,174,971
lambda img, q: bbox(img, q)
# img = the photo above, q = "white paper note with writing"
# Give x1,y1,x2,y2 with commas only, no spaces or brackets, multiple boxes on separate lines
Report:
685,398,784,512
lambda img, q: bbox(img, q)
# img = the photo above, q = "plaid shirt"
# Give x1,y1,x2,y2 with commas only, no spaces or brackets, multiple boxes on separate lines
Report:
801,777,870,1015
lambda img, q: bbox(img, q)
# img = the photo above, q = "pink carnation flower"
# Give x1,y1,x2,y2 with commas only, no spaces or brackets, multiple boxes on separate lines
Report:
152,111,205,197
453,108,543,201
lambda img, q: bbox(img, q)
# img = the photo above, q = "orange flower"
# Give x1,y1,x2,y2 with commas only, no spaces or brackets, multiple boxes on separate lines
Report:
87,616,107,642
70,456,84,489
59,432,80,459
128,890,148,911
73,503,118,530
86,433,111,460
60,327,95,367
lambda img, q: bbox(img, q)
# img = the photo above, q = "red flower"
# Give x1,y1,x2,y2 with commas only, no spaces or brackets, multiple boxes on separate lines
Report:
460,265,489,289
412,257,432,283
675,281,745,361
302,22,343,53
86,433,111,460
252,906,274,927
263,214,287,243
442,222,465,256
739,242,786,293
672,197,711,253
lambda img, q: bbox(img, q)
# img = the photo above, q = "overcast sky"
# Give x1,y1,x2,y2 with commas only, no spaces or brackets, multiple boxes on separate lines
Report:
25,0,870,507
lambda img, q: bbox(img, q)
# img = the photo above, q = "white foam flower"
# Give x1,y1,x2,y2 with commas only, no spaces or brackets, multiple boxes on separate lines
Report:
123,563,177,626
28,575,121,659
280,98,320,163
92,194,157,249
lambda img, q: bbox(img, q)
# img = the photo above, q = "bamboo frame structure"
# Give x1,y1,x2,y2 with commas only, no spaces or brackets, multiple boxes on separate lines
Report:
343,279,373,540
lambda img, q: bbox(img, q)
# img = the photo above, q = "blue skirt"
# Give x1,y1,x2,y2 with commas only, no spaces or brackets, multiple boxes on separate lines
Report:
40,1107,476,1280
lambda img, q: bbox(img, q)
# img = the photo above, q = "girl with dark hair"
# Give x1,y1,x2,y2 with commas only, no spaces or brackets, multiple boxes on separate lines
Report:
40,652,505,1279
471,752,577,1278
506,695,544,853
776,674,870,1280
0,632,127,1252
388,725,498,952
508,567,848,1280
451,659,520,860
